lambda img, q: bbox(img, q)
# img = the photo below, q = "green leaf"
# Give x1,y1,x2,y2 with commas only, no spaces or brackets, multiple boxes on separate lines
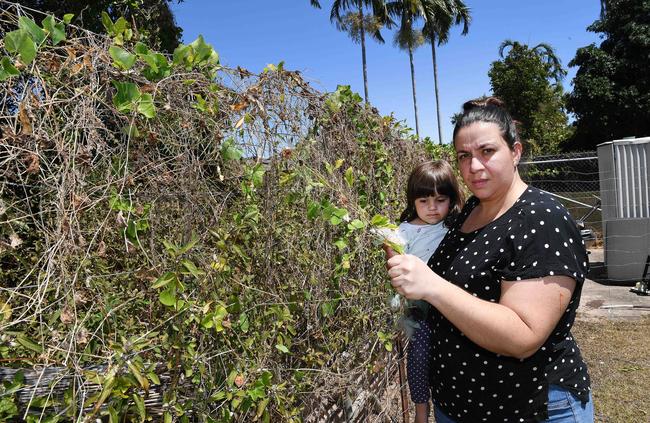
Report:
109,45,136,70
137,93,156,118
4,29,37,65
260,371,273,386
385,239,405,254
159,288,176,307
275,344,289,353
370,214,397,228
221,138,243,161
63,14,74,24
134,42,149,55
347,219,365,230
200,313,214,329
122,123,140,138
172,43,191,67
181,259,204,279
142,52,170,81
127,361,149,391
226,369,238,387
16,334,43,353
42,15,66,45
255,398,270,420
192,93,207,112
132,393,146,422
0,57,20,81
344,166,354,187
249,164,265,187
333,238,347,250
112,81,140,112
113,17,129,36
320,301,335,318
306,201,320,219
147,371,161,385
178,233,199,254
18,16,46,45
213,305,228,332
0,398,18,418
152,271,177,289
101,12,114,33
189,35,218,65
238,312,249,333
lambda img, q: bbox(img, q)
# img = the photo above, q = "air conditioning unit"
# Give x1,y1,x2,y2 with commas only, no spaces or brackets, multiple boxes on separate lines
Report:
597,137,650,281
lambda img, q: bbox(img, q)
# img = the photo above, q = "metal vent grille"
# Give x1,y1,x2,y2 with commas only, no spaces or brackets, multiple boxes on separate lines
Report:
614,141,650,218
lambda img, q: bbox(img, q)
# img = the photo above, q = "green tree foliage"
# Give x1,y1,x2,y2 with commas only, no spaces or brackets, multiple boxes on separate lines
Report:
5,0,184,53
566,0,650,150
420,0,470,144
387,0,426,137
311,0,392,103
489,40,572,156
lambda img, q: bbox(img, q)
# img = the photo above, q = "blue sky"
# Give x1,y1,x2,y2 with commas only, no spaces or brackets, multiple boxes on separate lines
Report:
170,1,602,144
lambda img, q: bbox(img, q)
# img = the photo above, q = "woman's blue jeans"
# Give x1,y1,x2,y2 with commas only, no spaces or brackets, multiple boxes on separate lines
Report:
433,385,594,422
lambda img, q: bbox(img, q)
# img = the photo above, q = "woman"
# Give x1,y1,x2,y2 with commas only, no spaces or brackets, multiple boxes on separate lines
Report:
386,97,593,422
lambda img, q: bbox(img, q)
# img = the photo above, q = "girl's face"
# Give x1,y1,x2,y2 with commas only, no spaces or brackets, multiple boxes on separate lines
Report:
454,122,522,202
414,194,450,225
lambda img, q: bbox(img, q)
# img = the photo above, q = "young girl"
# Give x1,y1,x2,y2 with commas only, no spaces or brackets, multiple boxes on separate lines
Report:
398,160,463,423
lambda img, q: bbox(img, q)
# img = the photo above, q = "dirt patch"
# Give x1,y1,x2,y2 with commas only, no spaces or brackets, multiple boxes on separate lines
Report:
584,299,606,309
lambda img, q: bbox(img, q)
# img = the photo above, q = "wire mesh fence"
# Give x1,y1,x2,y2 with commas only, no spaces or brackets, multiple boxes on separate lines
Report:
519,152,602,241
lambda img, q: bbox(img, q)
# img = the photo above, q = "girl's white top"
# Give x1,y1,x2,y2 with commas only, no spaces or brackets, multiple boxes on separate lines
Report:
398,221,447,263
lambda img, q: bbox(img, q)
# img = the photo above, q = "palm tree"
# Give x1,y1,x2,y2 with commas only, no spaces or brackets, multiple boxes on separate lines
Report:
387,0,426,137
312,1,392,103
498,40,566,83
421,0,470,144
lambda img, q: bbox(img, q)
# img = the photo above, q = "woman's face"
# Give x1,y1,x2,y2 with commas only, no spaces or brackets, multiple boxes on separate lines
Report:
454,122,522,202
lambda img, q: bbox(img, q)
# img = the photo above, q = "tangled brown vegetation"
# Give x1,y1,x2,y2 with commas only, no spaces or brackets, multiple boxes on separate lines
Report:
0,2,434,421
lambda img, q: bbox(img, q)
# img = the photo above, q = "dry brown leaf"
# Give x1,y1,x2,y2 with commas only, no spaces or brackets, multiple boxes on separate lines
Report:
97,241,107,258
65,46,77,61
72,194,84,209
18,102,32,135
74,290,89,305
60,306,75,324
222,318,232,329
230,100,249,112
234,115,245,129
61,216,70,233
70,62,84,76
9,233,22,248
83,53,93,72
76,327,89,345
234,374,245,388
45,57,61,73
236,66,253,78
25,153,40,174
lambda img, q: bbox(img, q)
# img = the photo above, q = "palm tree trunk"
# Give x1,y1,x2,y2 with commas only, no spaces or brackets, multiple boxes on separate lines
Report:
431,39,443,144
358,1,369,103
408,45,420,138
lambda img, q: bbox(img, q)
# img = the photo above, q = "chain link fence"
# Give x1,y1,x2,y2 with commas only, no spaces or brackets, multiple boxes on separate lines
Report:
519,152,602,242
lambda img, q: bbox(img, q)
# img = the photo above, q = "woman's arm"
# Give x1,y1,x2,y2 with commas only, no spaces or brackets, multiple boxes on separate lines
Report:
387,253,575,359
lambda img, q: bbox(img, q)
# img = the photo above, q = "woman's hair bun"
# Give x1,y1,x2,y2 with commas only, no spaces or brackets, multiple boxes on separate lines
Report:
462,96,506,113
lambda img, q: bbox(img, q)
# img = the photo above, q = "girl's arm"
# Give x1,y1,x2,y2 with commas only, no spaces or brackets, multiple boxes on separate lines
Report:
386,253,575,359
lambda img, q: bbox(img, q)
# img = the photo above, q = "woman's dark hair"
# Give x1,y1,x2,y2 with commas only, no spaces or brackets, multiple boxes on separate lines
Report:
399,160,464,227
452,96,519,149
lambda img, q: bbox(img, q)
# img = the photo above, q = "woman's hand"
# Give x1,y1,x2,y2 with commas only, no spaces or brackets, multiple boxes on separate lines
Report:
385,252,437,301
